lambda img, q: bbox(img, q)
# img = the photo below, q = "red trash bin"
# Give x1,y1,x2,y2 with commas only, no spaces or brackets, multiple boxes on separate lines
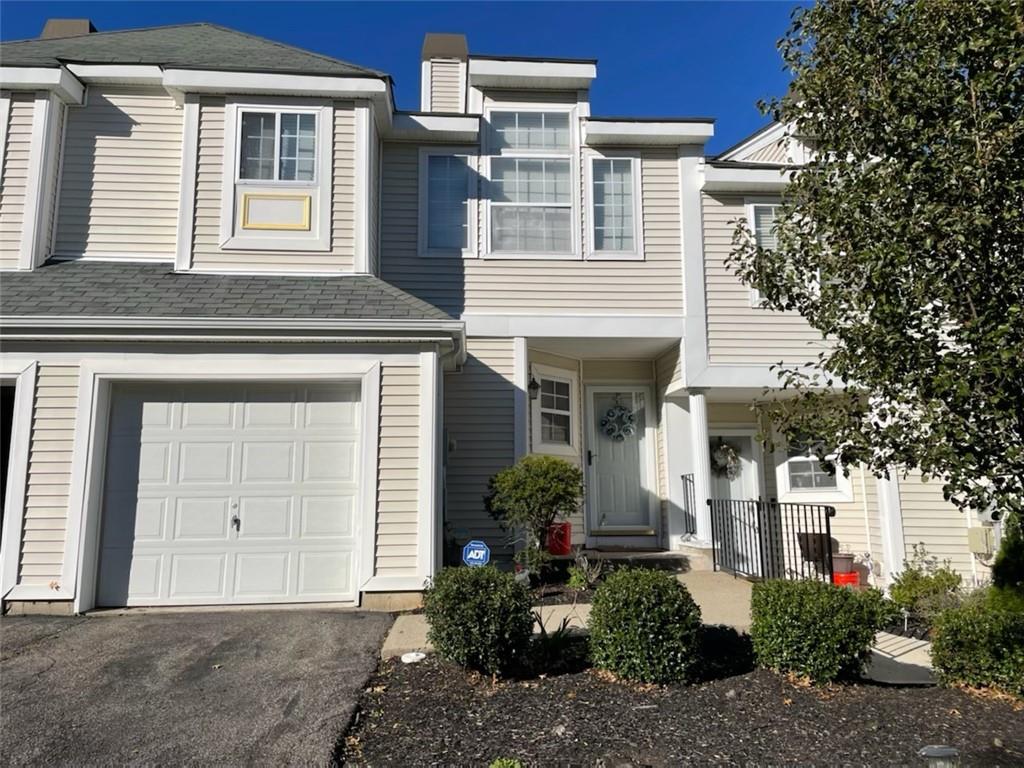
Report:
832,571,860,588
546,522,572,555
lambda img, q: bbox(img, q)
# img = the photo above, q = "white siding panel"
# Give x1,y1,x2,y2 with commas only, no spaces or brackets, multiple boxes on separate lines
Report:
375,364,421,578
744,142,789,164
18,364,79,586
381,144,683,316
190,97,356,272
54,87,182,259
0,93,35,268
429,60,463,113
703,192,828,364
443,338,516,556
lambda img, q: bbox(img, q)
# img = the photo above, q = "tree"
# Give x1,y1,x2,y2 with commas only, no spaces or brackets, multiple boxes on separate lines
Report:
727,0,1024,588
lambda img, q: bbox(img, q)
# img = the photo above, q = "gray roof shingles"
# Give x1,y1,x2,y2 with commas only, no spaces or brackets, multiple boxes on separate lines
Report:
0,261,454,322
0,23,386,78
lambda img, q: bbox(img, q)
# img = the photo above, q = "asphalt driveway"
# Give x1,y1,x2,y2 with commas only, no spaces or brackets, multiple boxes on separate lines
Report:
0,609,393,765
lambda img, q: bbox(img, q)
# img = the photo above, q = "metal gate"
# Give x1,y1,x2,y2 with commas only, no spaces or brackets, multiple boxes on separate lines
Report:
708,499,837,581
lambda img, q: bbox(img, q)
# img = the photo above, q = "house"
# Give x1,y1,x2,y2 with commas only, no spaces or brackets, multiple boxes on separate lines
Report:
0,21,998,614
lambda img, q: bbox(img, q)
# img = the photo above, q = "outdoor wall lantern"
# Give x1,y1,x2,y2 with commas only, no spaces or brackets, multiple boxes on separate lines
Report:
918,745,960,768
528,376,540,401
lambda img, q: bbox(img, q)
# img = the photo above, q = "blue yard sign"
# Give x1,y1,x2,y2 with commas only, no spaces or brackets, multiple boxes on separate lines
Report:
461,540,490,567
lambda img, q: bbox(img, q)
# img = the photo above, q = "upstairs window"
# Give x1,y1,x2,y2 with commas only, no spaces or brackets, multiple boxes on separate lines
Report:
418,150,475,257
588,154,643,259
239,110,317,182
746,200,780,307
487,109,575,257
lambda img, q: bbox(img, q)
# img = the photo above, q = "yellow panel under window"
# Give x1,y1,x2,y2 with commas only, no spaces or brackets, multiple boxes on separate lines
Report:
241,193,312,231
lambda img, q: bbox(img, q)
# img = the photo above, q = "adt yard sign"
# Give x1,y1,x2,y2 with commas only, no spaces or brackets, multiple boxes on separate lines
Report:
462,540,490,567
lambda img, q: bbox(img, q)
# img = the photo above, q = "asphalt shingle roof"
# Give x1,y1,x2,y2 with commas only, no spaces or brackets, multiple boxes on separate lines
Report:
0,23,385,78
0,261,453,322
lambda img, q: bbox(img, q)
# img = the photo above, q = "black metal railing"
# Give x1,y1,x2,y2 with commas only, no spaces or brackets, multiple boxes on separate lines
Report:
680,474,697,535
708,498,837,582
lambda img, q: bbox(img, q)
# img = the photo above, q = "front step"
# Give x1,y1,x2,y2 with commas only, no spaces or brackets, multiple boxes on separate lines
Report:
579,545,715,574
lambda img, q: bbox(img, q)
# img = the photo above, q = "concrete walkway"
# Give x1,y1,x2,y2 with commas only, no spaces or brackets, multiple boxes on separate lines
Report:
381,571,935,685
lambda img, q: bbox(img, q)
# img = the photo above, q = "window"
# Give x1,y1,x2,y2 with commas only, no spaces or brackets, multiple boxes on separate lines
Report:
486,109,575,256
239,110,317,182
746,200,780,306
418,150,475,257
786,438,838,490
588,155,643,259
220,100,332,252
530,363,578,456
540,378,572,444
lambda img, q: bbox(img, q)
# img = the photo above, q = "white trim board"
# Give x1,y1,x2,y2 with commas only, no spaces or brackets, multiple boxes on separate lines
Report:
174,94,200,270
415,349,440,585
0,361,38,600
462,314,684,339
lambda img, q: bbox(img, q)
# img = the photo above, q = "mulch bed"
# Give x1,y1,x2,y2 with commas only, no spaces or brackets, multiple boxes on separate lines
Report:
531,583,594,606
339,658,1024,766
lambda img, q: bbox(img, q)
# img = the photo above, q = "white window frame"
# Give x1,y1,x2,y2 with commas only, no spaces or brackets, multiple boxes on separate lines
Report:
219,98,333,252
745,197,780,308
417,147,477,258
482,103,581,260
530,362,579,457
774,432,853,503
585,151,644,261
236,109,319,184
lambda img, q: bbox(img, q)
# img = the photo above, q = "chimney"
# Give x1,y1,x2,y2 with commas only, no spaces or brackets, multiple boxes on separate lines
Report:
40,19,97,39
420,33,468,113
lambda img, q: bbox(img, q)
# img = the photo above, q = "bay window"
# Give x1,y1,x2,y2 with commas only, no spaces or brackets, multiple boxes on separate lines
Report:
486,109,576,257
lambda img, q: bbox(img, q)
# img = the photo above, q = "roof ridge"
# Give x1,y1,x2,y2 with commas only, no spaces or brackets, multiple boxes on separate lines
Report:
198,23,385,78
0,21,212,47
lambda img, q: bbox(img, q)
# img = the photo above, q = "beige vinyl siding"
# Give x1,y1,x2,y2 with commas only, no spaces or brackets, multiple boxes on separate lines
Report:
190,97,356,272
19,364,78,587
428,60,463,113
367,125,381,275
654,342,683,393
703,192,827,365
0,92,35,268
744,141,788,164
375,363,421,578
54,87,181,259
444,338,516,556
380,144,683,316
899,469,980,582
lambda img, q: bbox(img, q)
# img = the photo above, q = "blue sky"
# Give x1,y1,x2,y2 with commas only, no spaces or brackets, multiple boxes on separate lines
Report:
1,1,797,153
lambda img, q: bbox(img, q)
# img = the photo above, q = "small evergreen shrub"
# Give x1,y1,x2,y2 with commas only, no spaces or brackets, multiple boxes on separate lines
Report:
931,589,1024,698
750,579,891,683
588,568,702,683
489,760,523,768
889,544,963,622
485,456,583,570
423,566,533,675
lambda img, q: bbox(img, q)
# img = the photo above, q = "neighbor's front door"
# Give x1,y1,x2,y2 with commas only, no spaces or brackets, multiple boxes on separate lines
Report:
585,387,658,538
708,433,765,576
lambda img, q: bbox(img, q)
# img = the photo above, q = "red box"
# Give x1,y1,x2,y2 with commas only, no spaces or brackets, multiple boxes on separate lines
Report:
547,522,572,556
832,571,860,588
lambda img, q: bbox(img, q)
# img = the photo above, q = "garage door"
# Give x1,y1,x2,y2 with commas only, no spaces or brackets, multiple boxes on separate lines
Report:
96,382,362,606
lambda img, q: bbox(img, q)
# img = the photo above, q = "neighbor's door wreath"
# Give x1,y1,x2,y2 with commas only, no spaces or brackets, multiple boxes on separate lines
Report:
711,439,742,480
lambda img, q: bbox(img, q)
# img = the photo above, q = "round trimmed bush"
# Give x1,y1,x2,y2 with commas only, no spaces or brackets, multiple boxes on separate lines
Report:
588,568,702,683
750,579,892,683
931,590,1024,698
423,566,533,675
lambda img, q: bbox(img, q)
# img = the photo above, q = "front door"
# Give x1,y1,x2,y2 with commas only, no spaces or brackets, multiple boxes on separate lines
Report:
708,432,765,576
585,387,658,538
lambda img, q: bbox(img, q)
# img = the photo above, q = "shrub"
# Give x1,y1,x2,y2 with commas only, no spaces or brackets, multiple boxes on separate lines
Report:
423,566,533,675
566,548,604,591
588,568,702,683
993,511,1024,597
485,456,583,567
931,589,1024,698
750,579,891,683
889,544,963,622
489,760,523,768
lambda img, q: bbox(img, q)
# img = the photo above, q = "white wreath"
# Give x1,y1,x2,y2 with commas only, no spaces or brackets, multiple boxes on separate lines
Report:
711,441,742,480
600,405,636,442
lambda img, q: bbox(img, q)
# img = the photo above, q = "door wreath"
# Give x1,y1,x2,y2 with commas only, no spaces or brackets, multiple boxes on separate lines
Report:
600,400,636,442
711,439,742,480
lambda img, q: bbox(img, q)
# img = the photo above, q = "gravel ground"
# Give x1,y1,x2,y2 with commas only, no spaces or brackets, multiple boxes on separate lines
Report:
339,657,1024,767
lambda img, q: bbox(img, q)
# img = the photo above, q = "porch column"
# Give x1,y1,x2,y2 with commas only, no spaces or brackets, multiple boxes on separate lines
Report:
688,389,713,545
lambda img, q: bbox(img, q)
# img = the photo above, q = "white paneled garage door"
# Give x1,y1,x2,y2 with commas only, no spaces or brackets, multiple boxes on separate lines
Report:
96,382,362,606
